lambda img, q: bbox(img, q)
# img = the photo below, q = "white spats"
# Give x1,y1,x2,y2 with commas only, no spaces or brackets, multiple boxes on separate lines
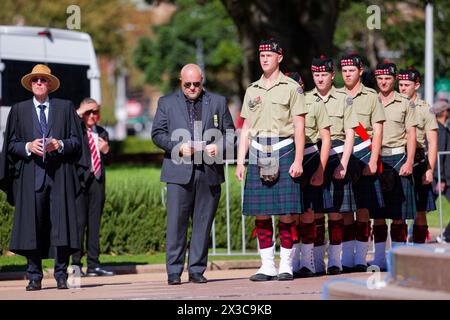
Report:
314,245,327,273
292,243,301,273
341,240,355,267
254,245,277,276
278,247,294,275
328,244,343,269
300,243,315,273
354,240,370,266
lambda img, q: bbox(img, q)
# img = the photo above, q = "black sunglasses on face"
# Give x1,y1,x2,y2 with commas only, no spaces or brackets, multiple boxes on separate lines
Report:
31,77,48,83
84,110,100,116
183,81,201,89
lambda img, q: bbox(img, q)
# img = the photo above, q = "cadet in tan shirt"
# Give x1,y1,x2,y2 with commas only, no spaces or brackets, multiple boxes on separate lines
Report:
285,71,332,278
371,62,418,270
307,56,359,276
398,67,438,244
236,39,307,282
339,54,386,273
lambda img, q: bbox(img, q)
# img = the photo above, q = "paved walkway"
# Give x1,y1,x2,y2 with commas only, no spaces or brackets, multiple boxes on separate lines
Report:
0,268,380,300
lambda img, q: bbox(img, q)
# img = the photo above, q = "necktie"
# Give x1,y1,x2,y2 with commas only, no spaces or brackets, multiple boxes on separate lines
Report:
37,105,47,134
188,100,195,134
87,128,101,179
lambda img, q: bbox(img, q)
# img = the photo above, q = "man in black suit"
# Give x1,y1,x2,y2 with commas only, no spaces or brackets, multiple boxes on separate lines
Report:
0,64,82,290
151,63,235,285
71,98,114,277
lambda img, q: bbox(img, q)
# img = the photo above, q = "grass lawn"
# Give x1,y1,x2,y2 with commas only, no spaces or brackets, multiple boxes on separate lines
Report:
427,196,450,229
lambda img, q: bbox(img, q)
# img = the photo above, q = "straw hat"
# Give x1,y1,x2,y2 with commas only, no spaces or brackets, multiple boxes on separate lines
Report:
21,64,60,93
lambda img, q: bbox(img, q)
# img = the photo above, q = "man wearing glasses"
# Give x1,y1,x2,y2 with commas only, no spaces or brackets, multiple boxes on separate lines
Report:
152,63,235,285
0,64,82,290
72,98,114,277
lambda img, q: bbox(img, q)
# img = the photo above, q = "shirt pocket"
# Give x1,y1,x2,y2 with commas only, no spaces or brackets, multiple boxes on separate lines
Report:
271,93,290,121
326,104,345,135
304,105,316,129
356,107,371,128
389,110,406,137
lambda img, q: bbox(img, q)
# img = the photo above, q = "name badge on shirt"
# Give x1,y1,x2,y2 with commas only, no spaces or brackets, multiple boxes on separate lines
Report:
248,96,262,110
213,114,219,127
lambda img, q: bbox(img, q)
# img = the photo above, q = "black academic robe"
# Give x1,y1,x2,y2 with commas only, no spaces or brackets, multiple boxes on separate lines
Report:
0,98,84,256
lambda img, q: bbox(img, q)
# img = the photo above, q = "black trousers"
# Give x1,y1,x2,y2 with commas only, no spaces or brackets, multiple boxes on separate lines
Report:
165,167,221,276
27,181,70,281
72,174,105,269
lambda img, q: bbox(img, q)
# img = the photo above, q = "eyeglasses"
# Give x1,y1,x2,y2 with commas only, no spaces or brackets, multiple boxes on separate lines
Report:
31,77,48,83
84,110,100,116
183,81,201,89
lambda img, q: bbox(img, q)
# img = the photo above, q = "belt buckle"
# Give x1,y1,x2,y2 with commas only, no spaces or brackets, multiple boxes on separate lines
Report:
262,145,273,153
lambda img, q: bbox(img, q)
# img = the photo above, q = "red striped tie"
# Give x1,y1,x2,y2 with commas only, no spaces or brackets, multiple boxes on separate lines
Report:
87,128,101,179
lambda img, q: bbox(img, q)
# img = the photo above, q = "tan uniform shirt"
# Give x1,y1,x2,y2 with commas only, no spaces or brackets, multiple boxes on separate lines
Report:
240,72,307,137
304,92,331,144
345,84,386,138
381,91,419,148
414,97,438,149
311,86,358,141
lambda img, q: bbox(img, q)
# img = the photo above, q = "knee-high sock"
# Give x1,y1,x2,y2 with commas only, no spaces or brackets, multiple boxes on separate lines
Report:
354,221,371,266
255,219,273,249
371,224,388,269
299,221,315,272
342,222,355,268
412,224,428,244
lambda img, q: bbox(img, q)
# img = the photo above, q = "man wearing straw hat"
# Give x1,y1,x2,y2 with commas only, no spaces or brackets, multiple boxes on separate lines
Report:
0,64,83,291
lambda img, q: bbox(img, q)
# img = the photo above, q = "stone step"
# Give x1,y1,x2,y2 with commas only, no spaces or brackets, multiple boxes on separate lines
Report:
389,243,450,293
323,278,450,300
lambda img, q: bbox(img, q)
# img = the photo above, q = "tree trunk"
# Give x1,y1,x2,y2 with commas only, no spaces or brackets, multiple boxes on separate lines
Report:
221,0,340,94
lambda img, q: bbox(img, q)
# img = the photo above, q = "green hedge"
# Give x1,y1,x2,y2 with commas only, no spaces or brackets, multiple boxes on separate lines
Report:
0,165,257,255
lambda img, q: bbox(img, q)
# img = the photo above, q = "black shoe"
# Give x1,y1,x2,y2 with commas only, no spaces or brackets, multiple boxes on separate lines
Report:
167,274,181,285
277,272,294,281
26,280,42,291
86,267,115,277
314,271,327,277
354,264,368,272
188,273,207,284
342,265,355,273
297,267,315,278
249,273,278,281
56,277,69,290
327,266,342,275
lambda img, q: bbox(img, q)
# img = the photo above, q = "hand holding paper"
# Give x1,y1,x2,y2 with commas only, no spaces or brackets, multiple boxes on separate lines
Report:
187,140,206,152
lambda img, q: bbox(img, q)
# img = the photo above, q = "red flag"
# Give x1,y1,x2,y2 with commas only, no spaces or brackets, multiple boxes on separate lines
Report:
354,122,383,174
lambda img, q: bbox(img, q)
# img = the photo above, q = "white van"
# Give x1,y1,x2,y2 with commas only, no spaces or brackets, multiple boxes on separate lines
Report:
0,25,101,149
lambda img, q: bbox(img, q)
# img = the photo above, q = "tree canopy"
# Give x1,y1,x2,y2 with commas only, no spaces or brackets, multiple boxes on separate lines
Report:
134,0,243,96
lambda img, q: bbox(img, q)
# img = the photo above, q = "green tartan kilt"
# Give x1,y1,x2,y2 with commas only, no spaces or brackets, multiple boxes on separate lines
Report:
372,153,416,220
350,138,385,213
242,138,302,216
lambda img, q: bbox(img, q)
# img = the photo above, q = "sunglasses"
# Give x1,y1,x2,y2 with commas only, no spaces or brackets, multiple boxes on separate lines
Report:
84,110,100,116
31,77,48,83
183,81,201,89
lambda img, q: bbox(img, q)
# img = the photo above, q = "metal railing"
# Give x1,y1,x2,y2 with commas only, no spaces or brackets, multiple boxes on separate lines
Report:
161,153,448,257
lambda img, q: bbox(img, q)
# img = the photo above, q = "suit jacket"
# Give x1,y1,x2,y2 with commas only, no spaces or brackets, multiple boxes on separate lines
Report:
79,121,109,187
151,89,236,185
0,98,82,254
434,122,450,185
